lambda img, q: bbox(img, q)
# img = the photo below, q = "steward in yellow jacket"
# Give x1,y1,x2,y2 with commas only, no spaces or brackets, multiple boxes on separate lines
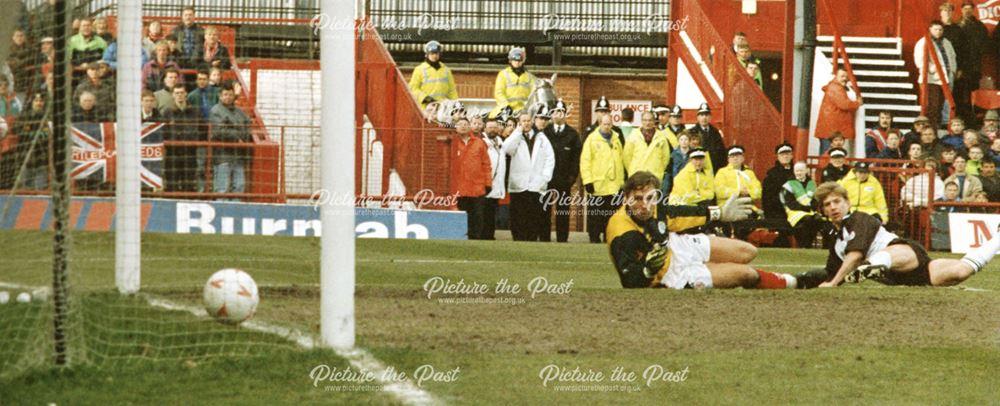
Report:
713,146,762,206
837,162,889,223
669,148,715,206
623,112,672,181
491,47,535,117
408,41,458,109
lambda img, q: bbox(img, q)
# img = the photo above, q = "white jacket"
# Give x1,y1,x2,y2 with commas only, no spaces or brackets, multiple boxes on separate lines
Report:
502,128,554,193
485,135,507,199
914,36,956,86
901,173,943,207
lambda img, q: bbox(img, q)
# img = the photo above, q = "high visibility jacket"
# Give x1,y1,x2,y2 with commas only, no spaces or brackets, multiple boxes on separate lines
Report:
622,130,671,180
580,129,625,196
493,66,535,114
714,165,762,206
669,162,715,205
838,170,889,223
781,178,817,227
659,126,681,151
408,61,458,108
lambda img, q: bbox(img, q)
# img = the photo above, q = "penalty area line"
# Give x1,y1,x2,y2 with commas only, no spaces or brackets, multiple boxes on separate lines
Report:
140,293,440,406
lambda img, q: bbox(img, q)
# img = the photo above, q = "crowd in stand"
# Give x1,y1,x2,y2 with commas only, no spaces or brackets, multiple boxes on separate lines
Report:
0,5,251,198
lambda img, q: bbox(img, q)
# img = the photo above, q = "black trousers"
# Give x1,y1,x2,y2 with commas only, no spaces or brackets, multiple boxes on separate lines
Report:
791,216,821,249
510,191,545,241
481,198,499,240
457,196,485,240
587,193,618,243
954,71,980,126
540,187,573,242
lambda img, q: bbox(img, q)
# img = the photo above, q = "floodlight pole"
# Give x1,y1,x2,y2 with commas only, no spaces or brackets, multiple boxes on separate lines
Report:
320,0,357,349
116,0,142,294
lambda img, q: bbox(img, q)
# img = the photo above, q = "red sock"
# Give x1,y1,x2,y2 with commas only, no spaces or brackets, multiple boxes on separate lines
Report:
754,269,787,289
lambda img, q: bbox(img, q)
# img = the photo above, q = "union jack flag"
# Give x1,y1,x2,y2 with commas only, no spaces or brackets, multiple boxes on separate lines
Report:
71,122,165,189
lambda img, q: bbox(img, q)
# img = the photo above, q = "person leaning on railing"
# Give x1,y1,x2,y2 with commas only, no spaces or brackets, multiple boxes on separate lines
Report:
980,159,1000,202
163,85,205,193
901,158,944,208
208,82,251,200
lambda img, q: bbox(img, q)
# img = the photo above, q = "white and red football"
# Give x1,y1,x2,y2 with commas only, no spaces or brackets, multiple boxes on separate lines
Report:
203,268,259,324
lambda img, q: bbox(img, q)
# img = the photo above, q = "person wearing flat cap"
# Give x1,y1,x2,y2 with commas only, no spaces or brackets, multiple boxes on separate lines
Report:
689,103,726,173
762,143,795,222
902,115,930,151
821,147,851,183
837,161,889,224
669,148,715,207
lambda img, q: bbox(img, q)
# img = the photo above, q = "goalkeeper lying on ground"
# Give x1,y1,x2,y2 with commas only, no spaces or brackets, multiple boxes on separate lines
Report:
606,171,804,289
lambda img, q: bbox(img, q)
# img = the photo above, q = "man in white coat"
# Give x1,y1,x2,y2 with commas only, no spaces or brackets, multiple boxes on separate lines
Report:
914,20,956,130
502,106,555,241
482,116,507,240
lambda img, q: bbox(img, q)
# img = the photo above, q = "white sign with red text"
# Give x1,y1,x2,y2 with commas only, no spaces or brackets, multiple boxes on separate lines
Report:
948,213,1000,254
590,99,652,127
979,0,1000,26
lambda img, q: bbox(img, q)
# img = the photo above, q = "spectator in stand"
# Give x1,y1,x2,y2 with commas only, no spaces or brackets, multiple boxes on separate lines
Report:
944,155,983,201
817,131,848,169
504,108,555,242
188,69,219,119
669,148,715,208
669,130,692,182
968,190,992,212
580,113,624,243
8,29,33,101
11,94,49,190
408,40,457,110
690,103,725,173
902,115,929,150
838,162,889,224
449,117,492,240
173,6,205,63
155,69,181,114
736,45,763,87
193,26,231,70
209,67,223,87
543,98,581,243
482,117,506,240
914,20,956,130
982,110,1000,142
822,147,850,183
960,129,986,156
939,145,957,179
939,117,965,151
73,61,115,120
142,41,182,92
141,90,160,122
0,114,9,189
958,2,988,125
746,60,763,89
918,126,944,160
815,68,862,153
967,146,985,176
93,17,113,43
901,158,944,208
163,85,204,192
876,130,904,160
209,83,251,200
491,47,535,117
164,34,185,66
762,143,795,222
978,159,1000,202
899,142,924,184
143,20,165,57
69,17,109,75
732,32,749,53
0,77,21,118
781,161,821,247
936,181,962,211
470,113,485,138
103,23,150,73
72,91,106,122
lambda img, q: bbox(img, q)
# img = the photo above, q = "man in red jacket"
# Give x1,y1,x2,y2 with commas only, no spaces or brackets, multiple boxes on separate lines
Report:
450,117,493,239
815,68,863,154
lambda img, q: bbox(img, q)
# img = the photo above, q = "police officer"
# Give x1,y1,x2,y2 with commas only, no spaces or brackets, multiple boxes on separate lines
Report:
661,105,685,150
542,98,582,243
408,40,458,109
689,103,726,173
584,96,624,146
652,104,670,131
492,47,535,117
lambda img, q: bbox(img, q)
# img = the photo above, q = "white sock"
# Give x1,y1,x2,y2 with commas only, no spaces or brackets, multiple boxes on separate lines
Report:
961,233,1000,273
782,274,797,289
869,251,893,269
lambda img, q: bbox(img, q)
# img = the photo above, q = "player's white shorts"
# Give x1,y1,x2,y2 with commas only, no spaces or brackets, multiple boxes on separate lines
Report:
660,233,714,289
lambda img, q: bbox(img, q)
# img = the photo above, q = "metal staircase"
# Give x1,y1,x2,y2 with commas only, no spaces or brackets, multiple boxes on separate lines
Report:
817,36,921,128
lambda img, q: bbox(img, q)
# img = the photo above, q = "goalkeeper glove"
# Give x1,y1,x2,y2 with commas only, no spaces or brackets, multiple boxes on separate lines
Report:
710,195,754,222
645,245,668,276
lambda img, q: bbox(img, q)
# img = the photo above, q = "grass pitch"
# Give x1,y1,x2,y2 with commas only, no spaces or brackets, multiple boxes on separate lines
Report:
1,231,999,404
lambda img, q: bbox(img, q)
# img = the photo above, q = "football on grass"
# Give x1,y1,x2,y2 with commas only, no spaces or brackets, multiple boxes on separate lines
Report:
203,269,259,324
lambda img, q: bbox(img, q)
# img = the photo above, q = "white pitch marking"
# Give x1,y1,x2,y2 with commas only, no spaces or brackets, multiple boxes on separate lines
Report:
141,293,440,406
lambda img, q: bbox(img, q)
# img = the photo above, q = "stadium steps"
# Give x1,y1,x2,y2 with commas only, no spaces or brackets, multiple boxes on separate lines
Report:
817,36,922,127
